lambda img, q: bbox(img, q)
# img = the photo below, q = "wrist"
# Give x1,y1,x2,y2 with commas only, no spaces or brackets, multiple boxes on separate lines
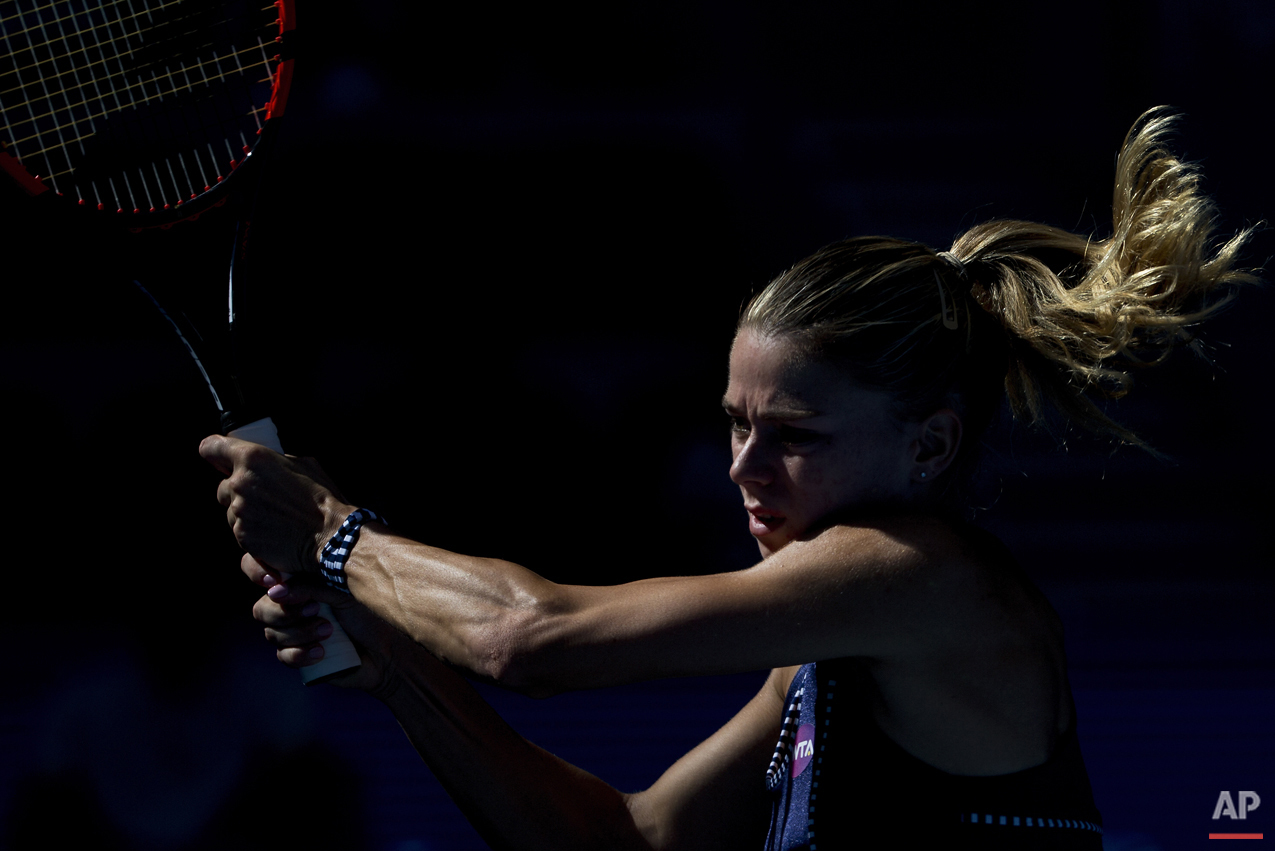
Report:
318,507,387,594
315,497,358,565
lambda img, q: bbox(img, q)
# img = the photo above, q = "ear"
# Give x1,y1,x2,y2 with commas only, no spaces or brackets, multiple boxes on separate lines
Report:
909,409,962,483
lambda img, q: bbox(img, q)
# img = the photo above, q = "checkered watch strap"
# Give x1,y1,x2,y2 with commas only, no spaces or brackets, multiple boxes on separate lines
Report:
319,508,386,593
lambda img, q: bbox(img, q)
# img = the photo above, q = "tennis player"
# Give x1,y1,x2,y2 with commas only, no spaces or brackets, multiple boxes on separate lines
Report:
200,110,1252,849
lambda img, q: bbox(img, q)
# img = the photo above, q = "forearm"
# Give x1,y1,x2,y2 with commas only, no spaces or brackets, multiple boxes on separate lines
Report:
375,638,652,851
343,525,565,686
341,527,770,695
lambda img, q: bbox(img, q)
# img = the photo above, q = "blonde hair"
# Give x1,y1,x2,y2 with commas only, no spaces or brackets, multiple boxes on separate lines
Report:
740,108,1257,480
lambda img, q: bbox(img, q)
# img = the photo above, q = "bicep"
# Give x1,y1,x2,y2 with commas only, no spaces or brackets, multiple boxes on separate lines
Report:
625,667,791,851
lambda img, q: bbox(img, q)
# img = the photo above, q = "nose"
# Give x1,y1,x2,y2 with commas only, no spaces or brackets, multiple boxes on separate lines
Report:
729,433,775,486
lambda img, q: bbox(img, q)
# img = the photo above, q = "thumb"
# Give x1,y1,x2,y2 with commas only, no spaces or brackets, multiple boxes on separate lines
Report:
198,434,235,475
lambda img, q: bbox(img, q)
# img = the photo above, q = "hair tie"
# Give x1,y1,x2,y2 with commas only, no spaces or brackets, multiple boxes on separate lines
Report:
936,250,968,280
935,250,1001,327
934,251,967,330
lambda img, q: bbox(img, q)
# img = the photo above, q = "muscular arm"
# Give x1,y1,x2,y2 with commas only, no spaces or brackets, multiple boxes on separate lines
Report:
202,436,981,695
334,517,968,695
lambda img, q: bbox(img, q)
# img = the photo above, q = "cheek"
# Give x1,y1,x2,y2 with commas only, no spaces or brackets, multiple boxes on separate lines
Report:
798,463,826,488
810,445,877,499
781,455,824,493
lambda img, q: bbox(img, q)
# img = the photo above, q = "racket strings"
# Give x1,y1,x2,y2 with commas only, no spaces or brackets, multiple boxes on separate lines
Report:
0,4,250,105
7,46,273,150
0,0,176,45
0,0,281,211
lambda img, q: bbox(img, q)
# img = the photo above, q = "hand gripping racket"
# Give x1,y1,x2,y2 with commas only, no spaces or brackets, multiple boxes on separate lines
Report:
1,0,360,684
224,418,364,685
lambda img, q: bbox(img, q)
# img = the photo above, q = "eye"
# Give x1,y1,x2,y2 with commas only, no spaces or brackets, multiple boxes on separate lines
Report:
778,426,820,446
728,416,750,436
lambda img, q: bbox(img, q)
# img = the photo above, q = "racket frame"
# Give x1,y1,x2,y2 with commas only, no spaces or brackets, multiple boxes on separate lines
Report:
0,0,297,229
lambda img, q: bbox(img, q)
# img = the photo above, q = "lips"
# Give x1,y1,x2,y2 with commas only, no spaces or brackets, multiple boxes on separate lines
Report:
746,506,786,537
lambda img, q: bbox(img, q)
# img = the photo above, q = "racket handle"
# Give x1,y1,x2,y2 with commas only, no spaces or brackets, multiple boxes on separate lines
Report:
226,416,285,451
228,416,363,686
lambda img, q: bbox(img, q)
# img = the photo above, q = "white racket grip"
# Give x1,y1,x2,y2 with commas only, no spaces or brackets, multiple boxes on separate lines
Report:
227,416,284,453
228,416,363,685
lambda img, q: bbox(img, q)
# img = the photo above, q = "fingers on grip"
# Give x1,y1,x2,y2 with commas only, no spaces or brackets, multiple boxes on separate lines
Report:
259,596,332,670
277,644,325,667
242,552,295,588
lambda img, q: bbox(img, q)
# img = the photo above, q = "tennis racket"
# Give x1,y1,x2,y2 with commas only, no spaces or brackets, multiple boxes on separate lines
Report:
1,0,360,685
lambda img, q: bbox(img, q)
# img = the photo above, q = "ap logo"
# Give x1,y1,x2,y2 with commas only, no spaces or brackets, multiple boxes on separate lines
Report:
1213,791,1261,820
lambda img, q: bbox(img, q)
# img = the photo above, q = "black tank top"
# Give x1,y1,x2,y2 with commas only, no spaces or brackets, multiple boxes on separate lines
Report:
764,658,1104,849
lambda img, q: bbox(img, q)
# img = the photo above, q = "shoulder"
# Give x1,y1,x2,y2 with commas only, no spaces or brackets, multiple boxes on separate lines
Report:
767,515,1045,656
825,512,967,551
784,513,996,589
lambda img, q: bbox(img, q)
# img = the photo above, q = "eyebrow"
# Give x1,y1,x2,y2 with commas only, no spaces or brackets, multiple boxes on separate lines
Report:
721,396,823,421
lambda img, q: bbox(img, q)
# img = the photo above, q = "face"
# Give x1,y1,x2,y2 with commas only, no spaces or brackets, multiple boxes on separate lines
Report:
724,329,920,557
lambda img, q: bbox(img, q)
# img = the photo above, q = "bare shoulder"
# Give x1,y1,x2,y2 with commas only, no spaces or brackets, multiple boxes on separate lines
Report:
793,515,1060,654
813,513,964,557
795,514,997,596
820,514,1031,584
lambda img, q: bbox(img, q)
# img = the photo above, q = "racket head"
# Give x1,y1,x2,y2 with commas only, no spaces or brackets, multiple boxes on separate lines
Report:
0,0,295,228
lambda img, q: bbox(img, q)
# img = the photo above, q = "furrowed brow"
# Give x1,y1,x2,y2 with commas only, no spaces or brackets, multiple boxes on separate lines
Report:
761,407,822,421
721,396,822,421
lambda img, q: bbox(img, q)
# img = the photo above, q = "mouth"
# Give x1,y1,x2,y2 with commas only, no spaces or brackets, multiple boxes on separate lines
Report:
746,506,786,537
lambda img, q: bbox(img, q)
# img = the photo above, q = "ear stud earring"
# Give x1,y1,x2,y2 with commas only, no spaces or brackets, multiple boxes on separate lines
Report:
920,472,928,479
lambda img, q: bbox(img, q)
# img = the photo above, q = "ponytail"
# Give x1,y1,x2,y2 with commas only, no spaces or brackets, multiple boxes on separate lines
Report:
947,107,1257,448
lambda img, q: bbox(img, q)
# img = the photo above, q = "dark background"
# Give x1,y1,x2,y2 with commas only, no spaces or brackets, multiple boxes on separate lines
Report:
2,2,1272,849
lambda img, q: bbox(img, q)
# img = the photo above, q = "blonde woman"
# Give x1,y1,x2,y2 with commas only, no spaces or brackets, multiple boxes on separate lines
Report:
201,109,1252,849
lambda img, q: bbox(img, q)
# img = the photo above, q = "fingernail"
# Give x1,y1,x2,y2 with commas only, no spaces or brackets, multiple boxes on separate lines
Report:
267,585,287,601
302,602,320,617
317,622,333,638
309,646,324,659
262,574,278,588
